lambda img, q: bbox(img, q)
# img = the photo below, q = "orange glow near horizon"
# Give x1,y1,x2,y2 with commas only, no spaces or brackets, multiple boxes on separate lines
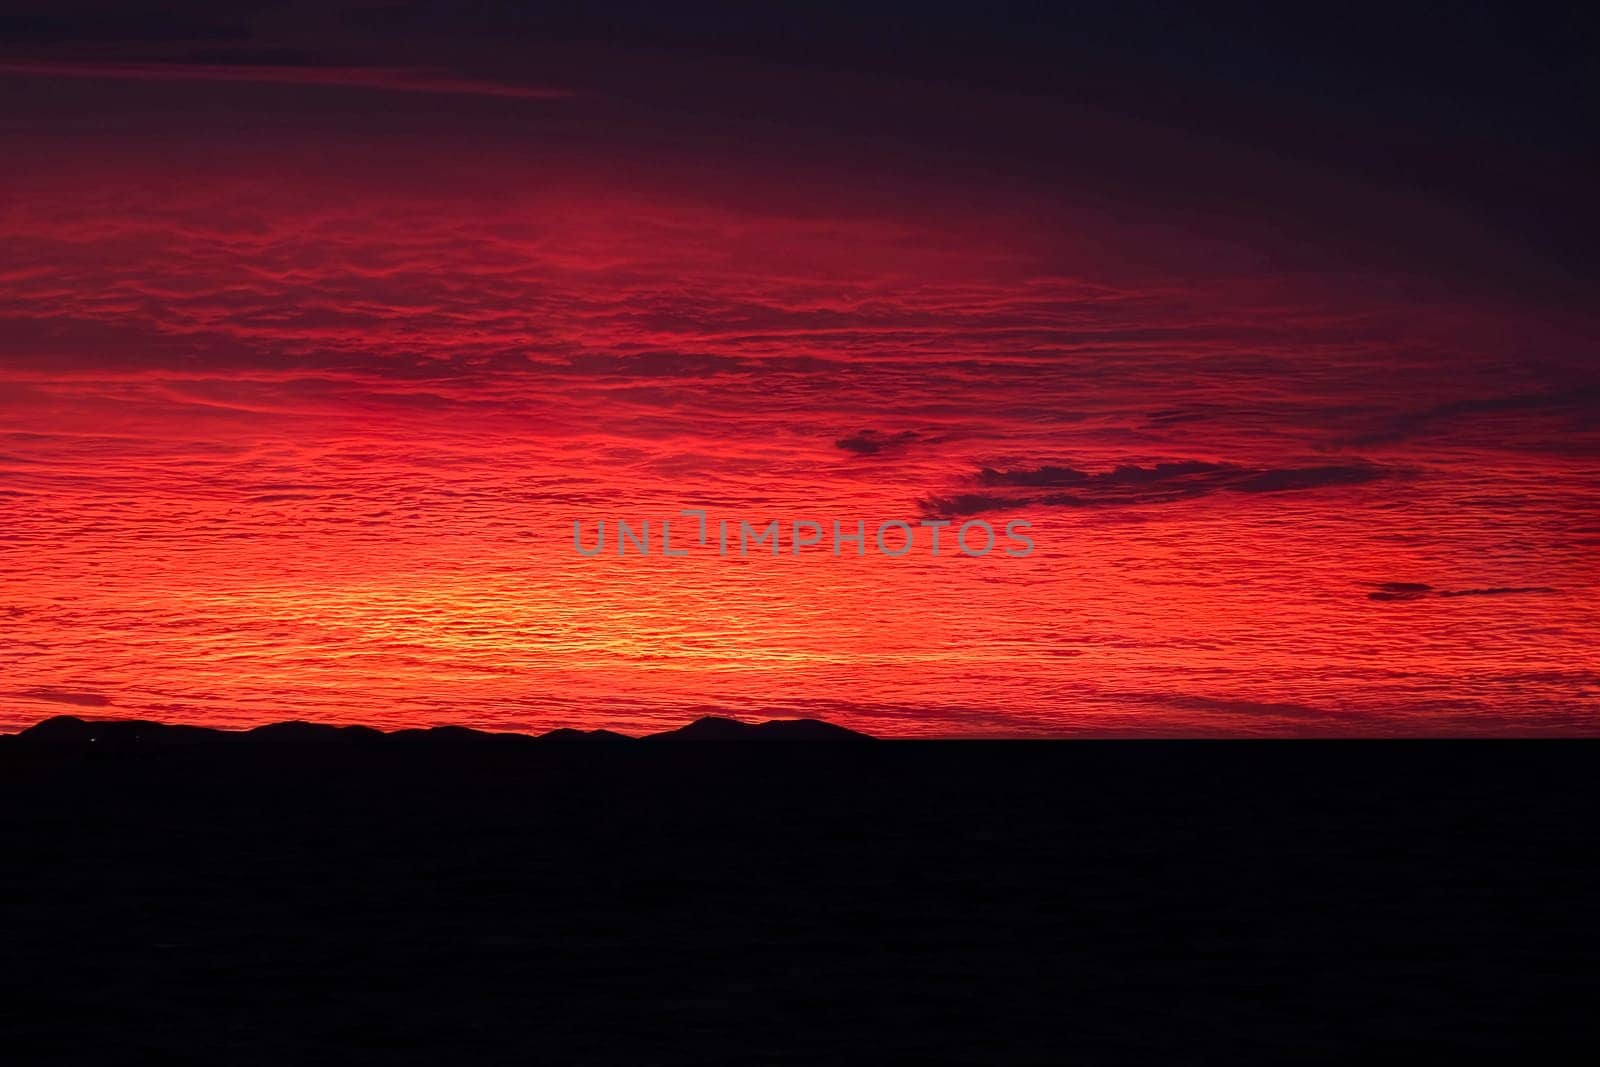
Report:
3,109,1598,736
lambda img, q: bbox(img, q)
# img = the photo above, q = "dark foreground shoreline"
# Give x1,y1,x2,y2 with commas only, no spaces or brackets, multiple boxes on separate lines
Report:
2,736,1594,1063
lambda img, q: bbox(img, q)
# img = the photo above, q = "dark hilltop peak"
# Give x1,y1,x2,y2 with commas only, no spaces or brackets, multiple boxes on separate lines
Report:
15,715,225,748
389,724,531,745
537,727,636,743
646,716,874,742
16,715,98,741
247,721,386,744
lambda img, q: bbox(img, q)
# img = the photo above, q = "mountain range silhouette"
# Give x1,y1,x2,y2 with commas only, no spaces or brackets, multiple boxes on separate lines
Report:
3,713,874,748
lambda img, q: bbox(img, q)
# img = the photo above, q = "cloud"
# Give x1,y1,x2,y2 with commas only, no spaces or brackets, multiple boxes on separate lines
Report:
0,10,247,46
1368,582,1433,602
9,688,112,707
1230,466,1390,493
0,59,574,100
1368,582,1558,601
1120,691,1341,722
915,492,1031,517
976,463,1098,487
1344,385,1600,448
0,107,1593,739
835,429,919,455
1437,586,1558,598
922,460,1392,515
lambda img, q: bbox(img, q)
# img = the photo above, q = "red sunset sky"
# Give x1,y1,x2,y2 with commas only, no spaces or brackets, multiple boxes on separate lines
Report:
2,3,1596,735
